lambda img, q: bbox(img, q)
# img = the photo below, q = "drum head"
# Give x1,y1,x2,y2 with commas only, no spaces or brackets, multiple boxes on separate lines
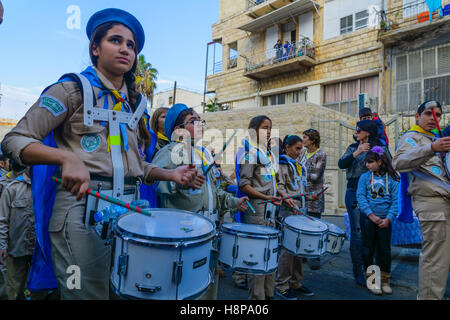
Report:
221,223,280,236
284,215,328,233
322,221,345,235
116,209,215,242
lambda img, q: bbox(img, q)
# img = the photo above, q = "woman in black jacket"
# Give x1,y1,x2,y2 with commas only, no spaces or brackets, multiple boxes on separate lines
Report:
338,120,389,287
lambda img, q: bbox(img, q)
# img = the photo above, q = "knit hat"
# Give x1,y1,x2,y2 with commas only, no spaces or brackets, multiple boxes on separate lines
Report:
356,120,377,138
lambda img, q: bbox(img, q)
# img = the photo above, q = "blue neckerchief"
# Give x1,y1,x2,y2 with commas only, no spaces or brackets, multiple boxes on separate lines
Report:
139,110,158,208
15,175,25,183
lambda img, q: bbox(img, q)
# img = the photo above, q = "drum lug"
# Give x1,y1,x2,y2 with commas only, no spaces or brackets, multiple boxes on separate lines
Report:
296,237,301,249
135,283,161,294
118,254,128,276
243,260,258,266
319,240,323,250
172,261,183,285
232,244,239,259
264,247,270,262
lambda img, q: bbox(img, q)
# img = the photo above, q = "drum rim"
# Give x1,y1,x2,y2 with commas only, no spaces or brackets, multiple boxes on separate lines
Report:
282,223,329,235
221,222,281,237
110,272,212,300
218,261,278,275
115,230,216,247
115,210,216,243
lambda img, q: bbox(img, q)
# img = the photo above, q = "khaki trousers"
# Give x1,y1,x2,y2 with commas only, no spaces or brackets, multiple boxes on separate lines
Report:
48,186,111,300
199,266,219,300
6,255,32,300
412,196,450,300
275,249,303,292
0,263,7,300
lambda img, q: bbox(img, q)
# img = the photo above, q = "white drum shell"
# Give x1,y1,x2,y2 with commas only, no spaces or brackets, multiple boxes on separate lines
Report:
281,216,328,258
110,210,215,300
323,222,346,255
219,223,280,275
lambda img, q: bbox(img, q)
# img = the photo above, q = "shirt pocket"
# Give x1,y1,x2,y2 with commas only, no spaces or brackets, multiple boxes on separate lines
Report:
10,198,34,232
68,110,107,154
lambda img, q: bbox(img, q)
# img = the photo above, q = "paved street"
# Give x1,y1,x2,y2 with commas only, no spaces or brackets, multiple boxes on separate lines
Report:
217,215,450,300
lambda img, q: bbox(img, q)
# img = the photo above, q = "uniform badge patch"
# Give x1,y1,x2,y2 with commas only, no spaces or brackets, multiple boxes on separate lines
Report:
431,166,442,175
81,134,101,153
39,95,67,117
405,137,417,148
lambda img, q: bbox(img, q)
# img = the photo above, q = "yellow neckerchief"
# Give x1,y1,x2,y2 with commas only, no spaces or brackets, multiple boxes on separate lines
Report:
6,171,11,179
285,154,303,179
408,125,436,137
305,148,320,160
248,140,279,191
193,146,209,167
98,79,129,153
157,132,169,142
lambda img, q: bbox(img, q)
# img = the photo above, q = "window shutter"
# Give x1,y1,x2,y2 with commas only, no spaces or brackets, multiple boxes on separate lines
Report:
438,45,450,74
408,51,421,80
396,56,407,81
422,48,436,77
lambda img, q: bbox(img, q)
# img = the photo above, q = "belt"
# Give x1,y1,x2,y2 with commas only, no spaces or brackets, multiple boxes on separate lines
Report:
90,174,139,186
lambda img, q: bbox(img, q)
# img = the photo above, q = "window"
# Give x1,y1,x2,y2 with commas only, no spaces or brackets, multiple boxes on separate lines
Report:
168,96,173,105
262,90,306,107
323,76,379,116
394,44,450,112
340,15,353,35
355,10,369,30
228,42,238,69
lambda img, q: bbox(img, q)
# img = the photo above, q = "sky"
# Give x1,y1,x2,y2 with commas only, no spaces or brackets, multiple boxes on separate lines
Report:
0,0,219,119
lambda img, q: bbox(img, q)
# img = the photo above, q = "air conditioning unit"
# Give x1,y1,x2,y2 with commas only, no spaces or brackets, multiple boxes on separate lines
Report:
358,93,377,110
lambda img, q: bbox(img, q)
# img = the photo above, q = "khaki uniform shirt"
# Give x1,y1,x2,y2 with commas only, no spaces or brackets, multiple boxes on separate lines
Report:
276,163,303,211
1,67,155,182
0,174,35,257
152,142,238,213
393,130,449,199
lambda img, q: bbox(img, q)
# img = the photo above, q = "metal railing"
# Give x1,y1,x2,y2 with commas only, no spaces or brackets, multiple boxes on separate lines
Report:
379,0,433,32
247,0,271,9
244,39,315,72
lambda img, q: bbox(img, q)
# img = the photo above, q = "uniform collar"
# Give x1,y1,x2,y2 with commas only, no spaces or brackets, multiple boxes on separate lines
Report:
93,67,129,100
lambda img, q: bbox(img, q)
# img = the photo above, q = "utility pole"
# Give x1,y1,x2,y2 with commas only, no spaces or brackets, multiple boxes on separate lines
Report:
173,81,177,105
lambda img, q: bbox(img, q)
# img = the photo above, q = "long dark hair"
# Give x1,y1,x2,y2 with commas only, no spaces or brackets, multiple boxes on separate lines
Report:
365,147,399,180
281,135,302,155
248,115,272,145
89,22,151,150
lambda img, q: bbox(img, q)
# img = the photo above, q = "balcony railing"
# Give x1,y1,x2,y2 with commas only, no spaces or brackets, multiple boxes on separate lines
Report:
379,0,447,32
244,38,315,73
247,0,270,9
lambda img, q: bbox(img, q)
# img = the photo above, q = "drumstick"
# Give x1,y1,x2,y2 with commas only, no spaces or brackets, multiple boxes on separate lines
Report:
430,109,443,138
316,187,329,197
292,206,313,221
246,200,256,214
51,176,152,217
256,192,311,205
204,130,238,176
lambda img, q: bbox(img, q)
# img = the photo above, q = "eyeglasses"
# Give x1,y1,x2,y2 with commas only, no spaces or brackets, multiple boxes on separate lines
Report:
179,119,206,127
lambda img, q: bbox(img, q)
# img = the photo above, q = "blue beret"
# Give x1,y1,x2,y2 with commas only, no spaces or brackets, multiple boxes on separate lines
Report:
86,8,145,53
164,104,189,141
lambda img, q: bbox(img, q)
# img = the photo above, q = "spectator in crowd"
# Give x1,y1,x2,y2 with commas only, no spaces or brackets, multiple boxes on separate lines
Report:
283,41,292,61
274,40,283,62
338,120,389,286
300,129,327,270
359,108,389,146
150,107,170,153
357,147,399,295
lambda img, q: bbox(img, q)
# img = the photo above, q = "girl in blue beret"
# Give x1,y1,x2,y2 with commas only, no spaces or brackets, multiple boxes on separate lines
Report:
1,8,200,300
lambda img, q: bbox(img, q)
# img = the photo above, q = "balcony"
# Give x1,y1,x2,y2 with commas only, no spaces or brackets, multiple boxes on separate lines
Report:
378,1,450,46
239,0,319,33
246,0,299,18
243,39,316,80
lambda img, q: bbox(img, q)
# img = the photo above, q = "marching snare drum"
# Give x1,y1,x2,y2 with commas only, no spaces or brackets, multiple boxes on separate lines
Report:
219,223,281,275
322,221,346,255
111,209,216,300
281,215,328,258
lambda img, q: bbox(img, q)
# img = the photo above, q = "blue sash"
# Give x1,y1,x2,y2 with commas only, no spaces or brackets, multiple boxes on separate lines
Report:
139,110,158,208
